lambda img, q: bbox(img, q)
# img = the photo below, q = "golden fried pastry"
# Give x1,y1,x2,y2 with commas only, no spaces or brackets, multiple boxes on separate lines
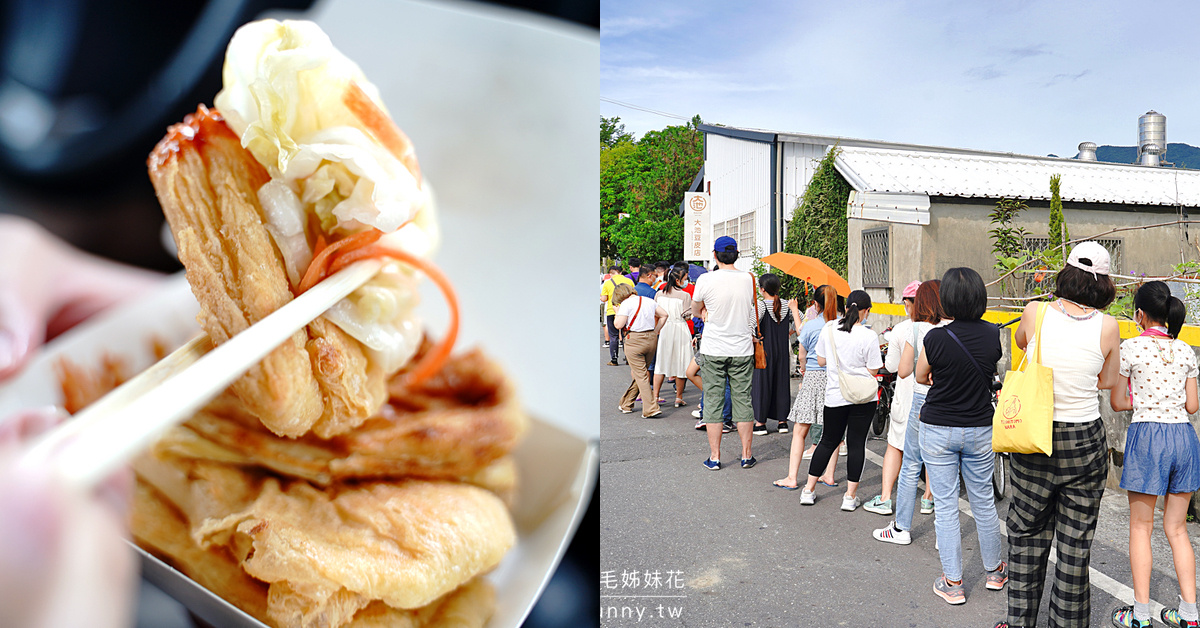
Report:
134,481,497,628
149,108,385,438
56,354,130,414
194,478,514,618
132,482,273,624
152,347,527,486
345,579,494,628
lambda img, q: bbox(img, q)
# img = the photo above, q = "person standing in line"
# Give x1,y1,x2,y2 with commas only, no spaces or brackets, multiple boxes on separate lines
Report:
994,242,1122,628
601,265,634,367
692,236,758,470
799,289,881,510
865,280,939,516
652,261,670,290
752,273,794,435
1108,281,1200,628
862,280,921,514
873,279,943,542
914,268,1006,606
625,257,642,283
773,285,841,489
653,267,700,408
633,270,661,393
613,283,667,419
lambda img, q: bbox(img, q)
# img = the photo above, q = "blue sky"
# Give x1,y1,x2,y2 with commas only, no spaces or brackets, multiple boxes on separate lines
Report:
601,0,1200,157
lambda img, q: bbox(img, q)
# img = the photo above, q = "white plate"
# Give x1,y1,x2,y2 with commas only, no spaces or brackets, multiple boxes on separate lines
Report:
0,274,597,627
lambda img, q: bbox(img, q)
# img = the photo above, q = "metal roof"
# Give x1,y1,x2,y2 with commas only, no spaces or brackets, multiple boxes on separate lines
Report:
834,145,1200,207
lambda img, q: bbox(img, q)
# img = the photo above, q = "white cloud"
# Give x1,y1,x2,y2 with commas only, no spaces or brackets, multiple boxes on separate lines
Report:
602,0,1200,157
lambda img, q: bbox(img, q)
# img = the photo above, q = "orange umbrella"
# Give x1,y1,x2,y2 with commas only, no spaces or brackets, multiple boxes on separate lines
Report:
761,252,852,297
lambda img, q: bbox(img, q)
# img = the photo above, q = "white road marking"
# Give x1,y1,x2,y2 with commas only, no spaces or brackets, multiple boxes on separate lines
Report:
861,446,1166,616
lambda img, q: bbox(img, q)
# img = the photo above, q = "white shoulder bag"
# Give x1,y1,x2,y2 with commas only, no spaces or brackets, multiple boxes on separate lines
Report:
826,325,879,404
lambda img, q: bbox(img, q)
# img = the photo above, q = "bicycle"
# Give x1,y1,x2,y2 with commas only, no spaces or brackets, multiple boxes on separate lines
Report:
990,316,1021,501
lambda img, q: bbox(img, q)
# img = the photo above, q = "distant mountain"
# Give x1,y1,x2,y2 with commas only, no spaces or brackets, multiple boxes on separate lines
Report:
1086,142,1200,169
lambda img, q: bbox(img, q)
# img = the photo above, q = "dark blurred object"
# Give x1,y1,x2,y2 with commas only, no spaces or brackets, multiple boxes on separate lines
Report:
524,478,598,628
489,0,597,28
0,0,313,187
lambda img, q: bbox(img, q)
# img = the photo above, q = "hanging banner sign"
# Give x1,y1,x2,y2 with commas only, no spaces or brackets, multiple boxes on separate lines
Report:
684,192,711,261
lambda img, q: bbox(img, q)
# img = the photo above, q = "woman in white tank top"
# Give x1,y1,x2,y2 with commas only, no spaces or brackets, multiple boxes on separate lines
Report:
998,242,1122,628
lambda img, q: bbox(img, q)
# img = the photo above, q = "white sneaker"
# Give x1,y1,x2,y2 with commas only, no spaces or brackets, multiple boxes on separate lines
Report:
691,409,702,419
800,488,816,505
839,443,848,455
841,494,861,512
872,522,912,545
802,448,815,460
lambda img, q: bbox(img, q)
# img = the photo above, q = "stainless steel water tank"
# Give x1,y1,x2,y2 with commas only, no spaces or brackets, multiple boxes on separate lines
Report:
1138,110,1166,164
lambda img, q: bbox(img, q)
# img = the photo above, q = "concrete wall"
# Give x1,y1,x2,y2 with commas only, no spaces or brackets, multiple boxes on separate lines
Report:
849,199,1195,303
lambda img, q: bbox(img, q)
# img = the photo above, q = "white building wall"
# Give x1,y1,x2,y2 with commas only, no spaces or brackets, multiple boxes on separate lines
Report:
781,141,831,240
704,134,771,270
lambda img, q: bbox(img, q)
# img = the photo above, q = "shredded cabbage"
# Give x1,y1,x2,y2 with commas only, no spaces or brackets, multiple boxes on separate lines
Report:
216,19,438,373
257,180,312,286
214,19,428,234
321,267,424,373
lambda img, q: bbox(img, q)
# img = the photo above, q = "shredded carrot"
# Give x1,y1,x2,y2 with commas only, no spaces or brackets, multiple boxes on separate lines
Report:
297,229,383,293
324,243,459,387
343,82,421,184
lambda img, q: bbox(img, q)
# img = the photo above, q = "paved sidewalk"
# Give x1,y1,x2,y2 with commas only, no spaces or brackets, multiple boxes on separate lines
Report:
599,342,1200,627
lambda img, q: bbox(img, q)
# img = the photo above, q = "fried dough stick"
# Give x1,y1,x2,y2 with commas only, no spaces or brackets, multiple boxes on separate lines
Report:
148,106,385,438
152,347,528,486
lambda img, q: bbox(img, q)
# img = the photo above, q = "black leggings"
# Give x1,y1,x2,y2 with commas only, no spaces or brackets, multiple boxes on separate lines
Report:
807,402,876,483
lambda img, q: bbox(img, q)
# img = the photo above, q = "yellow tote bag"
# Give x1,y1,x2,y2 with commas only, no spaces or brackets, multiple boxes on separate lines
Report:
992,303,1054,455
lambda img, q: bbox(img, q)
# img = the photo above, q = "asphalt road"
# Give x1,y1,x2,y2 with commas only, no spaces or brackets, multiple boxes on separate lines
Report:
598,340,1200,628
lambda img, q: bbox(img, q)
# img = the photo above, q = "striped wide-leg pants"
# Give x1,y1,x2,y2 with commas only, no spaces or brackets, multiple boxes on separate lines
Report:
1006,418,1109,628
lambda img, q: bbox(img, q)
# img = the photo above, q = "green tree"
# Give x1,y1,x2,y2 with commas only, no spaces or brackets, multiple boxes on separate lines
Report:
601,116,633,149
774,147,852,299
1048,174,1069,257
988,198,1031,296
600,115,703,263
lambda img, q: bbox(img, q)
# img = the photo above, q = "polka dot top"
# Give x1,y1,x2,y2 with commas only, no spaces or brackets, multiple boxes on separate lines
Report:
1118,336,1199,424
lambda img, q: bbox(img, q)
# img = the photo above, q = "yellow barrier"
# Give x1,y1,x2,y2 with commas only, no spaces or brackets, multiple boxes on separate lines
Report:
870,301,1200,368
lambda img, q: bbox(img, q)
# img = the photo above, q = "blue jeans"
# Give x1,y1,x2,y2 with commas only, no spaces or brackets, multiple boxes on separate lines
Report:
894,391,926,532
920,422,1003,582
699,379,733,422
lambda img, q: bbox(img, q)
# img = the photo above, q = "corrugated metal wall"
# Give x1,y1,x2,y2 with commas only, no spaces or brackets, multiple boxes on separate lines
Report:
781,142,831,236
704,134,771,266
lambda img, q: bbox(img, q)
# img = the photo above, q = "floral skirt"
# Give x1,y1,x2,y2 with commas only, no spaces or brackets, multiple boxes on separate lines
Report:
787,369,826,425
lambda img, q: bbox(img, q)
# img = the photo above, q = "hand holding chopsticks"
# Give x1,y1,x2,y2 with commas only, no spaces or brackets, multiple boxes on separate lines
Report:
19,259,384,488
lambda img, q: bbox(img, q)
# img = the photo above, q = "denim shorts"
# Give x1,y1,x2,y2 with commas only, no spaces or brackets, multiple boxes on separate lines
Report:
1120,421,1200,495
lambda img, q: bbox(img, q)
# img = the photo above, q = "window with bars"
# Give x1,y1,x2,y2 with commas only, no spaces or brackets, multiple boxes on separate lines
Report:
1024,236,1122,292
737,213,755,253
862,227,889,288
711,215,754,253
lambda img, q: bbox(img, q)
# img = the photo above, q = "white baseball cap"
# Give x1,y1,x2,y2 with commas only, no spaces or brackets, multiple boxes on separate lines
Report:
1066,241,1111,278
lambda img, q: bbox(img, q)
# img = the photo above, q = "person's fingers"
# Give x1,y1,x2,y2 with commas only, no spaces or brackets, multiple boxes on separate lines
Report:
0,288,45,379
45,250,163,340
37,484,135,628
0,406,66,445
0,463,62,628
95,465,134,522
0,216,61,377
0,215,164,376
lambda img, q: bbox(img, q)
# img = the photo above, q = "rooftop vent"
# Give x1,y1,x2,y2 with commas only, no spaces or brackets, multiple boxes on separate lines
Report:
1077,142,1097,161
1140,142,1162,166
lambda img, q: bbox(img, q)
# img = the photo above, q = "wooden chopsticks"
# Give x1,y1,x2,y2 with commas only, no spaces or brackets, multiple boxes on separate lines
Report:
20,259,384,488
